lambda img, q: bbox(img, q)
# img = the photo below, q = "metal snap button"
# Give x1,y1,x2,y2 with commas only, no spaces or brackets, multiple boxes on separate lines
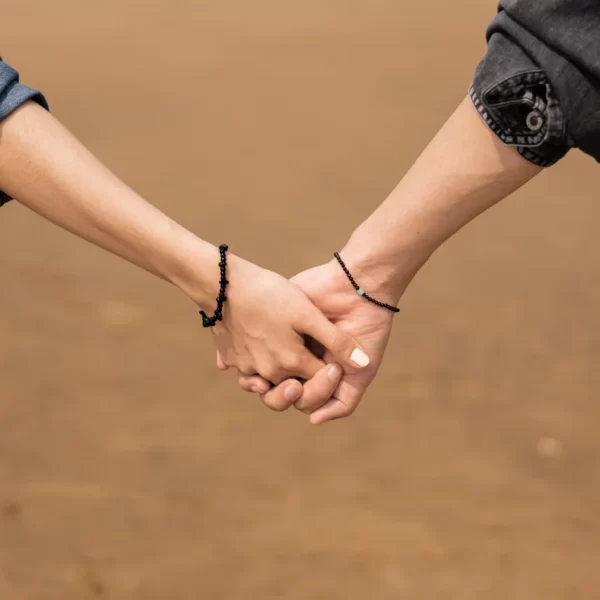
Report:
526,110,543,132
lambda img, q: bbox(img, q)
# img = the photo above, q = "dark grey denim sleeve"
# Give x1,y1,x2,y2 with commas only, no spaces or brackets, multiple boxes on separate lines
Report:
0,58,49,207
470,0,600,168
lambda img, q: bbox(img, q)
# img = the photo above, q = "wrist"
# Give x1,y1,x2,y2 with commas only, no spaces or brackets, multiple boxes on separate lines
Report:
161,235,224,312
338,227,430,306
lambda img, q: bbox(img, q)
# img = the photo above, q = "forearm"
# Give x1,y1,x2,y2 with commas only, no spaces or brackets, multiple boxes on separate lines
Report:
340,97,541,304
0,101,217,308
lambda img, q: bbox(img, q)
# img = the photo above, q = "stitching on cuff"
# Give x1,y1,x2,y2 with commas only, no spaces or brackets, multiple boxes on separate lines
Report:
469,84,562,168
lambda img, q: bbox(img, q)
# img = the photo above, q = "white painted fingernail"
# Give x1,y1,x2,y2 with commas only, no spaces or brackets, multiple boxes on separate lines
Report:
350,348,370,367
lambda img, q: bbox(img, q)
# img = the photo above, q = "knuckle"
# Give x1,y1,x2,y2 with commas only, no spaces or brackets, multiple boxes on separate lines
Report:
259,366,285,386
237,362,255,376
281,352,302,373
340,403,358,419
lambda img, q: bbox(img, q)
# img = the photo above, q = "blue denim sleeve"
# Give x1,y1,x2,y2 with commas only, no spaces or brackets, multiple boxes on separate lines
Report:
0,58,49,207
470,1,600,167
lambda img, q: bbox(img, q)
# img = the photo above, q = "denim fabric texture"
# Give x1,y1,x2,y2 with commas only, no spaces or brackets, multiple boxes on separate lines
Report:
471,1,600,167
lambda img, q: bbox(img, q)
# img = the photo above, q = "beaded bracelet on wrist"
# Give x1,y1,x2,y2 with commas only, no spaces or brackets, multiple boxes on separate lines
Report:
200,244,230,328
333,252,400,313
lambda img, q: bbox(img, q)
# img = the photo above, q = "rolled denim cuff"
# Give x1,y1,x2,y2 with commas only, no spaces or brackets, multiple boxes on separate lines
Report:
0,58,49,207
470,33,571,168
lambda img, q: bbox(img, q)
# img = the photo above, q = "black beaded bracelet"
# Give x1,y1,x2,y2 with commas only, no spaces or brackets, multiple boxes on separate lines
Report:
200,244,230,328
333,252,400,313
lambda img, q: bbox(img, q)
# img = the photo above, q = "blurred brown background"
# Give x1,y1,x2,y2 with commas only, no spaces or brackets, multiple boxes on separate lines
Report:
1,1,599,598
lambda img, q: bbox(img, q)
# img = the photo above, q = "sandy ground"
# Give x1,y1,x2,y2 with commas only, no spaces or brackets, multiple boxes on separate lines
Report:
1,2,600,598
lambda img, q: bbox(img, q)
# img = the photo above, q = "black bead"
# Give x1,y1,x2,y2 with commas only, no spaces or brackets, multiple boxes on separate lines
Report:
200,244,231,327
334,251,400,314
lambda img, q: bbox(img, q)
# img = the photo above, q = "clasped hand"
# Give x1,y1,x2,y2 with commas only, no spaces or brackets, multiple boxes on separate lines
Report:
209,255,394,425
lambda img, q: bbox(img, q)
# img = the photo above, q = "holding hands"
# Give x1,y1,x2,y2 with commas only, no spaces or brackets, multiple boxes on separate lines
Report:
214,99,541,423
217,249,401,425
208,251,374,412
2,99,539,426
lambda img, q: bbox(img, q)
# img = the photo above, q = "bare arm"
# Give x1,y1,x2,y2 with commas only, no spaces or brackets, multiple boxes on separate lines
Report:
250,98,543,423
0,101,368,385
339,97,541,304
0,101,217,303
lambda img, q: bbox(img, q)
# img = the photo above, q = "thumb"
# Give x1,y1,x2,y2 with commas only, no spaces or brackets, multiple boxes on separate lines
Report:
301,311,369,371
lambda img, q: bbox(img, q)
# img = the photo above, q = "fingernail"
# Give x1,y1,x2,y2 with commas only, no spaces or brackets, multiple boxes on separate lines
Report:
284,383,300,402
350,348,370,368
328,364,341,380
